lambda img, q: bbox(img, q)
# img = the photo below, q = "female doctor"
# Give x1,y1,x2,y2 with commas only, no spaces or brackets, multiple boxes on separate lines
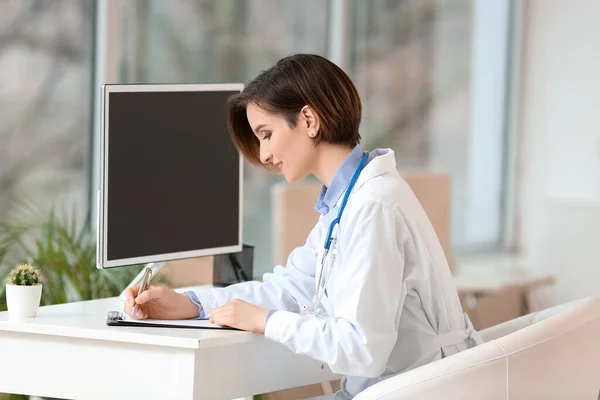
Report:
124,53,482,399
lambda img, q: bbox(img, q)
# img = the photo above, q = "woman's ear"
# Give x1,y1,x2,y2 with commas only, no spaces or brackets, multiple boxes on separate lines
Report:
300,105,320,138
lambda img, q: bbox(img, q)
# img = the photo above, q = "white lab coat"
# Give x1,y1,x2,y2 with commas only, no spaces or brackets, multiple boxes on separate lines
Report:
192,148,482,399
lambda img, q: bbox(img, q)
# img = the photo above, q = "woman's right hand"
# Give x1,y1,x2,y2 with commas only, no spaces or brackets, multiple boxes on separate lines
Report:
123,284,200,320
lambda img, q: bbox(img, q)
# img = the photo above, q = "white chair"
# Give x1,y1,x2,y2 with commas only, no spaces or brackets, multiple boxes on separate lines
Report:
353,297,600,399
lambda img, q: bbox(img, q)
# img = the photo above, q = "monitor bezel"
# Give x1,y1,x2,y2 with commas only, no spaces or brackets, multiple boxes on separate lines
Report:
97,83,244,269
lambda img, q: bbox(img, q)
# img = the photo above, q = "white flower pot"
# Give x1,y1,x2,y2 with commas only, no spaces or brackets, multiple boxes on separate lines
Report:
6,283,42,319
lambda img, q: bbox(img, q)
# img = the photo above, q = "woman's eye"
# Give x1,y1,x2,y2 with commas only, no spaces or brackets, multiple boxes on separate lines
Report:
262,132,272,141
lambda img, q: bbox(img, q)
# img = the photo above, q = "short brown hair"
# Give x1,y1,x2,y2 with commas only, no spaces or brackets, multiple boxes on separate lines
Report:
226,54,362,165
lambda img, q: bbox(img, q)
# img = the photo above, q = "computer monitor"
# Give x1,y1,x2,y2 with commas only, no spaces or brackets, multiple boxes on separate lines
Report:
96,83,244,269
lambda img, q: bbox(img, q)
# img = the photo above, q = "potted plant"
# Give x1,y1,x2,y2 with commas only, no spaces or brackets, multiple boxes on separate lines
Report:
5,263,43,319
0,204,161,313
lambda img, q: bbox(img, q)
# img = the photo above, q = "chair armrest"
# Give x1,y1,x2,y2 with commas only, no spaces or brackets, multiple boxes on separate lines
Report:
480,297,597,342
354,341,508,400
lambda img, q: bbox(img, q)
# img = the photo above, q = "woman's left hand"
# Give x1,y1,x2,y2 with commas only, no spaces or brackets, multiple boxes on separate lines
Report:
209,299,270,334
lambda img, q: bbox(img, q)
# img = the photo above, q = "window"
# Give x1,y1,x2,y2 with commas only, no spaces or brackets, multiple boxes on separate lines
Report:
0,0,94,221
350,0,511,252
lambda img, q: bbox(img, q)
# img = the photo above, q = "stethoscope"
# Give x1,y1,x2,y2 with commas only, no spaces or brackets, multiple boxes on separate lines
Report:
302,151,370,316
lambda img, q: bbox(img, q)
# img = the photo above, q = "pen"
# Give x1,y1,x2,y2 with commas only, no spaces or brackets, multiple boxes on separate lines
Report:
131,267,152,318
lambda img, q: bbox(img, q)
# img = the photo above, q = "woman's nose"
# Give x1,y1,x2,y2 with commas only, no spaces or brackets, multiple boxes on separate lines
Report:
260,148,272,165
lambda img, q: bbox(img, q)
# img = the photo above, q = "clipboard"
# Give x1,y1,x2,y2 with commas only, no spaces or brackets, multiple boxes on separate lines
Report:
106,311,240,330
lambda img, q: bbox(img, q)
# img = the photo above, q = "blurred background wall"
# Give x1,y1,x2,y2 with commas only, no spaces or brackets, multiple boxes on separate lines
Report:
517,0,600,308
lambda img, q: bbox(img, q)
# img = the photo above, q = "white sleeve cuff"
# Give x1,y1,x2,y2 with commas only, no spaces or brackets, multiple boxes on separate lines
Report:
186,289,220,317
264,309,298,343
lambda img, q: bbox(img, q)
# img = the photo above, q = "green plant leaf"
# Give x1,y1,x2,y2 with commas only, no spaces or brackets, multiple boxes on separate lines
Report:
0,203,151,311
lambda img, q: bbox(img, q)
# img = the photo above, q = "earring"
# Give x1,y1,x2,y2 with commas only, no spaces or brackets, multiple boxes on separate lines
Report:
309,131,316,138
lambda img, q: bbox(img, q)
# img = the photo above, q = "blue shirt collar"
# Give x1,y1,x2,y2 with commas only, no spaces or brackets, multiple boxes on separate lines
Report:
314,144,365,215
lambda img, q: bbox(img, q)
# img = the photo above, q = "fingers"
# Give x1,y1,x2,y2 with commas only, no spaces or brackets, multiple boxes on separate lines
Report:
124,284,158,319
123,300,132,316
209,300,268,334
209,300,240,326
209,312,232,327
134,285,161,305
123,301,147,319
209,304,225,324
124,284,140,305
133,306,147,320
124,287,137,316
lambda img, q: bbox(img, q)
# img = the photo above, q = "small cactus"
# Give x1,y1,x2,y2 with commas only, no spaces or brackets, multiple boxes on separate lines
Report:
7,264,43,286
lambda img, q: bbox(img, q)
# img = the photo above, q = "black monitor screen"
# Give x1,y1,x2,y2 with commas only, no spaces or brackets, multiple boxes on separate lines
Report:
105,88,240,263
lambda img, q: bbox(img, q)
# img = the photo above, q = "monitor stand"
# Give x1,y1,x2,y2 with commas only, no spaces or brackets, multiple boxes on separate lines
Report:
120,262,164,297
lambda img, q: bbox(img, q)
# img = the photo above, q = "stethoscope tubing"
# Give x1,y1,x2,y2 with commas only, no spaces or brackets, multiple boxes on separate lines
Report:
311,151,370,315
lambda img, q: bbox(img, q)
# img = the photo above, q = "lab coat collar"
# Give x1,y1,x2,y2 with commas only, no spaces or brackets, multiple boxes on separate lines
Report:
333,148,397,208
355,148,396,190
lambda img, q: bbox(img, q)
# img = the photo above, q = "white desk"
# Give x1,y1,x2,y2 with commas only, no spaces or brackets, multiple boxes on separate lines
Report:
0,291,339,400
